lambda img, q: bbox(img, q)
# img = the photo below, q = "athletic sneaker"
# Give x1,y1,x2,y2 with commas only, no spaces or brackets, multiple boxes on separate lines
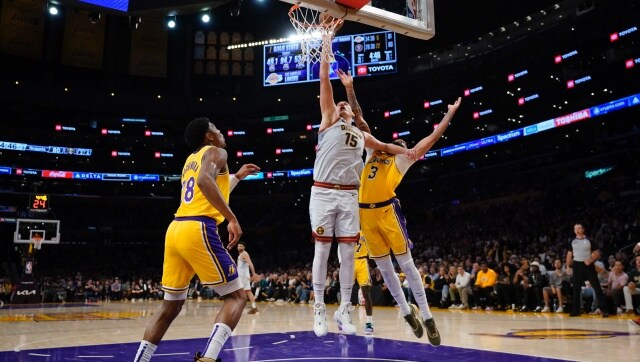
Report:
628,319,640,328
555,306,564,313
403,304,424,338
313,303,328,337
193,351,220,362
364,322,374,335
248,307,258,314
423,318,441,346
333,303,357,335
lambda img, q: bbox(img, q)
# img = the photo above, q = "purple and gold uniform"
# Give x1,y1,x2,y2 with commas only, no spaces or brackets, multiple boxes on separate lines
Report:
161,145,239,296
354,235,371,286
358,149,414,259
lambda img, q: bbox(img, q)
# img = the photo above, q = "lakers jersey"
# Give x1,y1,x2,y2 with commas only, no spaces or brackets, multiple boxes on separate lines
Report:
355,235,369,258
313,120,364,186
359,151,404,203
175,145,230,224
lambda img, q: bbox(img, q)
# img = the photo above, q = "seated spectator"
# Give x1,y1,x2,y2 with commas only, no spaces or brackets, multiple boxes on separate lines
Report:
495,262,516,311
110,277,122,301
324,271,339,304
288,275,299,302
607,260,629,314
623,255,640,314
296,272,312,303
581,261,608,313
130,282,143,301
433,266,450,308
473,261,497,310
526,261,548,312
513,258,531,311
449,266,472,309
542,258,569,313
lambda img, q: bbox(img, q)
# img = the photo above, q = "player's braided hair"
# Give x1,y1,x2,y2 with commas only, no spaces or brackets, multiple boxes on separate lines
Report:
184,117,211,151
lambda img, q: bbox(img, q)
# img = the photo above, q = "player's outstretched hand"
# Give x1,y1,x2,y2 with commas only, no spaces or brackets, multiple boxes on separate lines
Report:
235,163,260,180
227,220,243,250
449,97,462,112
337,69,353,88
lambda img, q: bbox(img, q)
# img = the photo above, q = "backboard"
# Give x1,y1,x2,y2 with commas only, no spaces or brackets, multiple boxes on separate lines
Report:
14,219,61,245
279,0,435,40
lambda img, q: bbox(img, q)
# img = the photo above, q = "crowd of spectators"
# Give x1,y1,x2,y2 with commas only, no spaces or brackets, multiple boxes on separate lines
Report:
1,153,639,316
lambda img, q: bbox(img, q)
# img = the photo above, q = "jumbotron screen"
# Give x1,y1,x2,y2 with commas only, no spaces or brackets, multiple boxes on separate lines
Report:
79,0,129,11
263,30,397,87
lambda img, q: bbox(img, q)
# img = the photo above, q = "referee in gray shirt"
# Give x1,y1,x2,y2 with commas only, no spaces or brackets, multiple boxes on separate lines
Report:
566,224,608,317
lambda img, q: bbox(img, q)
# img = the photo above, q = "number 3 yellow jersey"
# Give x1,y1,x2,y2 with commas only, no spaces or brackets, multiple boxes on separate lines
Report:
359,151,404,204
175,145,230,224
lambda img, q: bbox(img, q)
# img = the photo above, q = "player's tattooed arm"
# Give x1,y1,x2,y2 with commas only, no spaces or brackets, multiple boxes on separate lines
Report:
338,69,371,134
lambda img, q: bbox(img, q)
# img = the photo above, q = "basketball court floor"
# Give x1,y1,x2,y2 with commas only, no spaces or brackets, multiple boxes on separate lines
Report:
1,300,637,361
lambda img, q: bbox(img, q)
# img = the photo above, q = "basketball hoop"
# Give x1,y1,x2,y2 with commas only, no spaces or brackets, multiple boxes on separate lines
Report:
288,5,344,64
31,232,44,250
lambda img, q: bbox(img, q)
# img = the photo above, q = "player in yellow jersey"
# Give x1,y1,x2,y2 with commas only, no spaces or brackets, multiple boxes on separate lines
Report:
360,98,460,346
134,117,260,362
354,235,374,334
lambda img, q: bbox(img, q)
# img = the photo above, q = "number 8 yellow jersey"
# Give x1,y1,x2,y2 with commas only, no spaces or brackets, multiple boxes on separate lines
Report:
175,145,230,224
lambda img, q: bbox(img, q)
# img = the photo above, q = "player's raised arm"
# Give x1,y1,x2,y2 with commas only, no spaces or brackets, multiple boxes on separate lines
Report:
410,97,461,157
338,69,371,134
230,163,260,192
363,132,415,159
319,51,337,132
318,19,343,132
198,147,242,248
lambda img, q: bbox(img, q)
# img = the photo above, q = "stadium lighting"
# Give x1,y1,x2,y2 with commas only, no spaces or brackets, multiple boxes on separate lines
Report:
167,16,176,29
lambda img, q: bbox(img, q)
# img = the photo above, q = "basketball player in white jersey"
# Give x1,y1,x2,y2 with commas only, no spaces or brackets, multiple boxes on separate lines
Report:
311,27,416,337
237,241,258,314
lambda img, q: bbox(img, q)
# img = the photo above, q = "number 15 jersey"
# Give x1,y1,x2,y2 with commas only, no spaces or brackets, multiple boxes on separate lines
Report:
313,120,365,186
175,145,230,224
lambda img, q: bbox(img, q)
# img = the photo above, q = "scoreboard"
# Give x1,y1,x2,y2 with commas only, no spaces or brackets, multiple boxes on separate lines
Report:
263,31,397,87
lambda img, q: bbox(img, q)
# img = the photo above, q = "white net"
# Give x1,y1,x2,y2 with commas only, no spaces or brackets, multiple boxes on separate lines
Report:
288,5,343,64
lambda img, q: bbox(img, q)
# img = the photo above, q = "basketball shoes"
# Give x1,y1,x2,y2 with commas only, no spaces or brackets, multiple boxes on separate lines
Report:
423,317,441,346
193,352,220,361
333,302,357,335
313,303,328,337
403,304,424,338
364,322,374,335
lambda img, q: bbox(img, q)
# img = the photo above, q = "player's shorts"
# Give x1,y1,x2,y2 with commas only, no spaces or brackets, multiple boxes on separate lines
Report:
359,198,412,259
309,186,360,242
239,274,251,291
354,257,371,286
161,216,240,297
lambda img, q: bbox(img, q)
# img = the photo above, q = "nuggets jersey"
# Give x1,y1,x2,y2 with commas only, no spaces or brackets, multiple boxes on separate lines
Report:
237,252,250,277
313,120,365,186
359,151,406,203
175,145,230,224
